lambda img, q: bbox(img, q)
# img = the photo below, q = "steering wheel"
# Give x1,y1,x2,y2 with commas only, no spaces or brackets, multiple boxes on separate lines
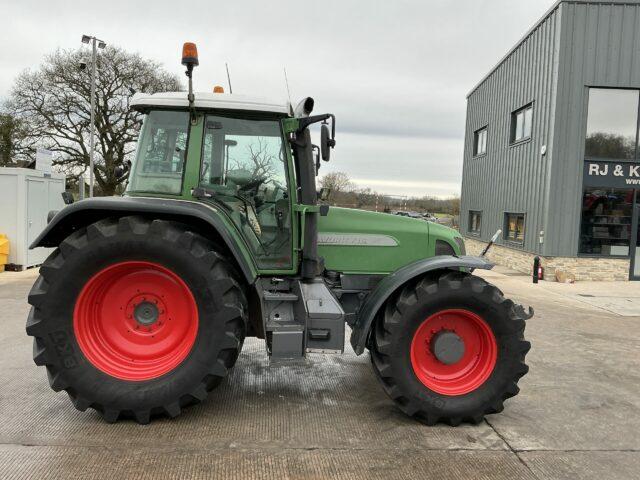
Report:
238,177,266,193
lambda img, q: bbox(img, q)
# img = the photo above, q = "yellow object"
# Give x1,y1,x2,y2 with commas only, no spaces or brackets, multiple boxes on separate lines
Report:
0,234,9,272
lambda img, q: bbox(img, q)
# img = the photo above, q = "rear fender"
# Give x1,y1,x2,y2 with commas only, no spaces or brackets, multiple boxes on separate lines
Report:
32,196,257,283
350,255,494,355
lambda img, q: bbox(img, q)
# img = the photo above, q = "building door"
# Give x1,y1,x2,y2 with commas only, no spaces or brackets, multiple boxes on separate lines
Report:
26,179,47,267
631,200,640,280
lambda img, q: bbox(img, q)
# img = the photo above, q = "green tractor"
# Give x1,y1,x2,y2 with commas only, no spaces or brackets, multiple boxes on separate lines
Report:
26,43,532,425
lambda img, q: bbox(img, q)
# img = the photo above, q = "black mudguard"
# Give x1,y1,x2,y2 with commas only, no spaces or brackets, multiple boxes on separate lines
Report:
350,255,495,355
31,196,256,283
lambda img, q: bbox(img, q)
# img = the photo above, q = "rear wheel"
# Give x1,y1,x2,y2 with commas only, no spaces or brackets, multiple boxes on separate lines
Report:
27,216,247,424
370,271,530,426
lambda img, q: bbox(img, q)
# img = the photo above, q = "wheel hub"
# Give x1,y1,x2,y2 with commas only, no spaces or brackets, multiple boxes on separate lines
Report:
73,261,199,381
410,309,498,396
133,301,159,326
430,330,465,365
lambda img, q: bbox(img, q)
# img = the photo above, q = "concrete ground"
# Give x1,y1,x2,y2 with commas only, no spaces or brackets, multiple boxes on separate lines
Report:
0,268,639,480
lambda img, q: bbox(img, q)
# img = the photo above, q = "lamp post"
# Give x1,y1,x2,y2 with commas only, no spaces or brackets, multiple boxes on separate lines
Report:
81,34,106,197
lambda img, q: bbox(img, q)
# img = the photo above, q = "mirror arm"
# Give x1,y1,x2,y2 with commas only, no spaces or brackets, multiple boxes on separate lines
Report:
185,64,197,125
296,113,335,140
312,144,320,175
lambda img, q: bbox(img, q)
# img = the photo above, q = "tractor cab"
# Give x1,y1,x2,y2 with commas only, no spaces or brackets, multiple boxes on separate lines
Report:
127,92,297,270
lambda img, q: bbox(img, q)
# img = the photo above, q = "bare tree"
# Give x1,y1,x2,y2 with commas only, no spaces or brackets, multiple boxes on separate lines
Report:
317,170,460,215
4,47,181,195
228,137,279,182
320,171,353,193
245,138,278,179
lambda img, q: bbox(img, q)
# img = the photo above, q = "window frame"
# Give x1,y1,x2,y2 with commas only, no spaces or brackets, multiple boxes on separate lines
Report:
197,111,296,271
468,210,482,236
578,87,640,259
126,109,192,197
510,103,533,145
578,187,634,258
504,212,526,246
199,112,290,190
583,86,640,163
473,126,488,157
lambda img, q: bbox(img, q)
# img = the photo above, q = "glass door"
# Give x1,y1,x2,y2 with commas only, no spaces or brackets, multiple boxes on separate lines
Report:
631,198,640,280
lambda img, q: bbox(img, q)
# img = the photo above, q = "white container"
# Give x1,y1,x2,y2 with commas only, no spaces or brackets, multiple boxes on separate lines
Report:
0,167,66,269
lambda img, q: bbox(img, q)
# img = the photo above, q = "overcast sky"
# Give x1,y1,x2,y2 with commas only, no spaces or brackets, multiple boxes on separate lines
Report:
0,0,555,198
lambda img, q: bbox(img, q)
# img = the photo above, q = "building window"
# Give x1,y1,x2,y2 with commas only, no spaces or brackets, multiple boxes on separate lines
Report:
504,213,525,244
510,104,533,144
585,88,639,160
468,211,482,235
473,127,487,156
579,187,633,256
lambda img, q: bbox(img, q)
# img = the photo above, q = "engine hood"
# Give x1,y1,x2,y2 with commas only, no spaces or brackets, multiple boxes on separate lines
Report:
317,207,433,274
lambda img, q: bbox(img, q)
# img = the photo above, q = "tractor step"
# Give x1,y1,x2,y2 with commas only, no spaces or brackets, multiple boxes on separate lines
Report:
259,278,346,361
262,291,299,302
298,281,345,354
270,326,305,361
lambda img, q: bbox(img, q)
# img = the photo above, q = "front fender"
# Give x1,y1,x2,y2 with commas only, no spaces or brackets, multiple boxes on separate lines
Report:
31,196,257,283
350,255,494,355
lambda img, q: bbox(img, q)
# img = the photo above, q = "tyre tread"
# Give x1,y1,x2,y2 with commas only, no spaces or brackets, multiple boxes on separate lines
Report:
26,216,247,424
370,271,530,426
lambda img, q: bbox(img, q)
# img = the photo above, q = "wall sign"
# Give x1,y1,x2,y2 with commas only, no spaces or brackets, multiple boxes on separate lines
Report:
35,149,53,174
583,161,640,188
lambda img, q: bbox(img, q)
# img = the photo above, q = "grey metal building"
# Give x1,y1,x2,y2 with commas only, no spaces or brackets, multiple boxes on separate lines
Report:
460,0,640,281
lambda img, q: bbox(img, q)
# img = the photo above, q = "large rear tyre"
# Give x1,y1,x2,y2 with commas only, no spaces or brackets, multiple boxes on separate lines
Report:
26,216,247,424
370,271,530,426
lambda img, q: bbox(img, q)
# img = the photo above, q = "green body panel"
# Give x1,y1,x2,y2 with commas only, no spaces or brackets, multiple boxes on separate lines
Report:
181,115,204,199
317,207,462,274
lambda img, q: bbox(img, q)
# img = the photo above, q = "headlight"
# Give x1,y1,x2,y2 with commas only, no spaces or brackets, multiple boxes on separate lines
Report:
454,236,466,256
435,240,455,256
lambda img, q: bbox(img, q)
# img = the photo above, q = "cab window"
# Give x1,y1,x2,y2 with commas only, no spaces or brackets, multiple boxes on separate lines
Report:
127,110,189,195
199,115,291,269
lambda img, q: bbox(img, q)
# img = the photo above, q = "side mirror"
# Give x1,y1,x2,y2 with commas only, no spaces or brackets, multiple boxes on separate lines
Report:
61,192,74,205
115,160,132,180
320,123,335,161
319,187,331,201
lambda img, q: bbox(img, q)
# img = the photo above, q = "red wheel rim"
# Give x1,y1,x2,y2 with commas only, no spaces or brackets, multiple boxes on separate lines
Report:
73,261,198,381
410,309,497,396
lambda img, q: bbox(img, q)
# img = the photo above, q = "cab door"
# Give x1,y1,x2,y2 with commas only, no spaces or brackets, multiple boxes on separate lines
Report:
197,113,295,271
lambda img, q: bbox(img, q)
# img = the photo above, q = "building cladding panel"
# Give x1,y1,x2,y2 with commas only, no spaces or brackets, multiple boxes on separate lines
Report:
460,4,561,255
461,0,640,259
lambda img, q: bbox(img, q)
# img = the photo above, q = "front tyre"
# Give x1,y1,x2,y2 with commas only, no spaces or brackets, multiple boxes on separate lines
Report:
26,217,247,424
371,271,530,426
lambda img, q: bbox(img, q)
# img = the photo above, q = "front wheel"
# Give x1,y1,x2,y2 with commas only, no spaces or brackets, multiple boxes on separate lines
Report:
26,216,247,424
370,271,530,426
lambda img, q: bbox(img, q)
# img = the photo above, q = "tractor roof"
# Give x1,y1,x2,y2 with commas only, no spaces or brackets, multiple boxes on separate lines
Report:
130,92,292,115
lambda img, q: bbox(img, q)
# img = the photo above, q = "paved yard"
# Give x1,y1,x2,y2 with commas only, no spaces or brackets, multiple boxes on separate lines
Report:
0,268,639,479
